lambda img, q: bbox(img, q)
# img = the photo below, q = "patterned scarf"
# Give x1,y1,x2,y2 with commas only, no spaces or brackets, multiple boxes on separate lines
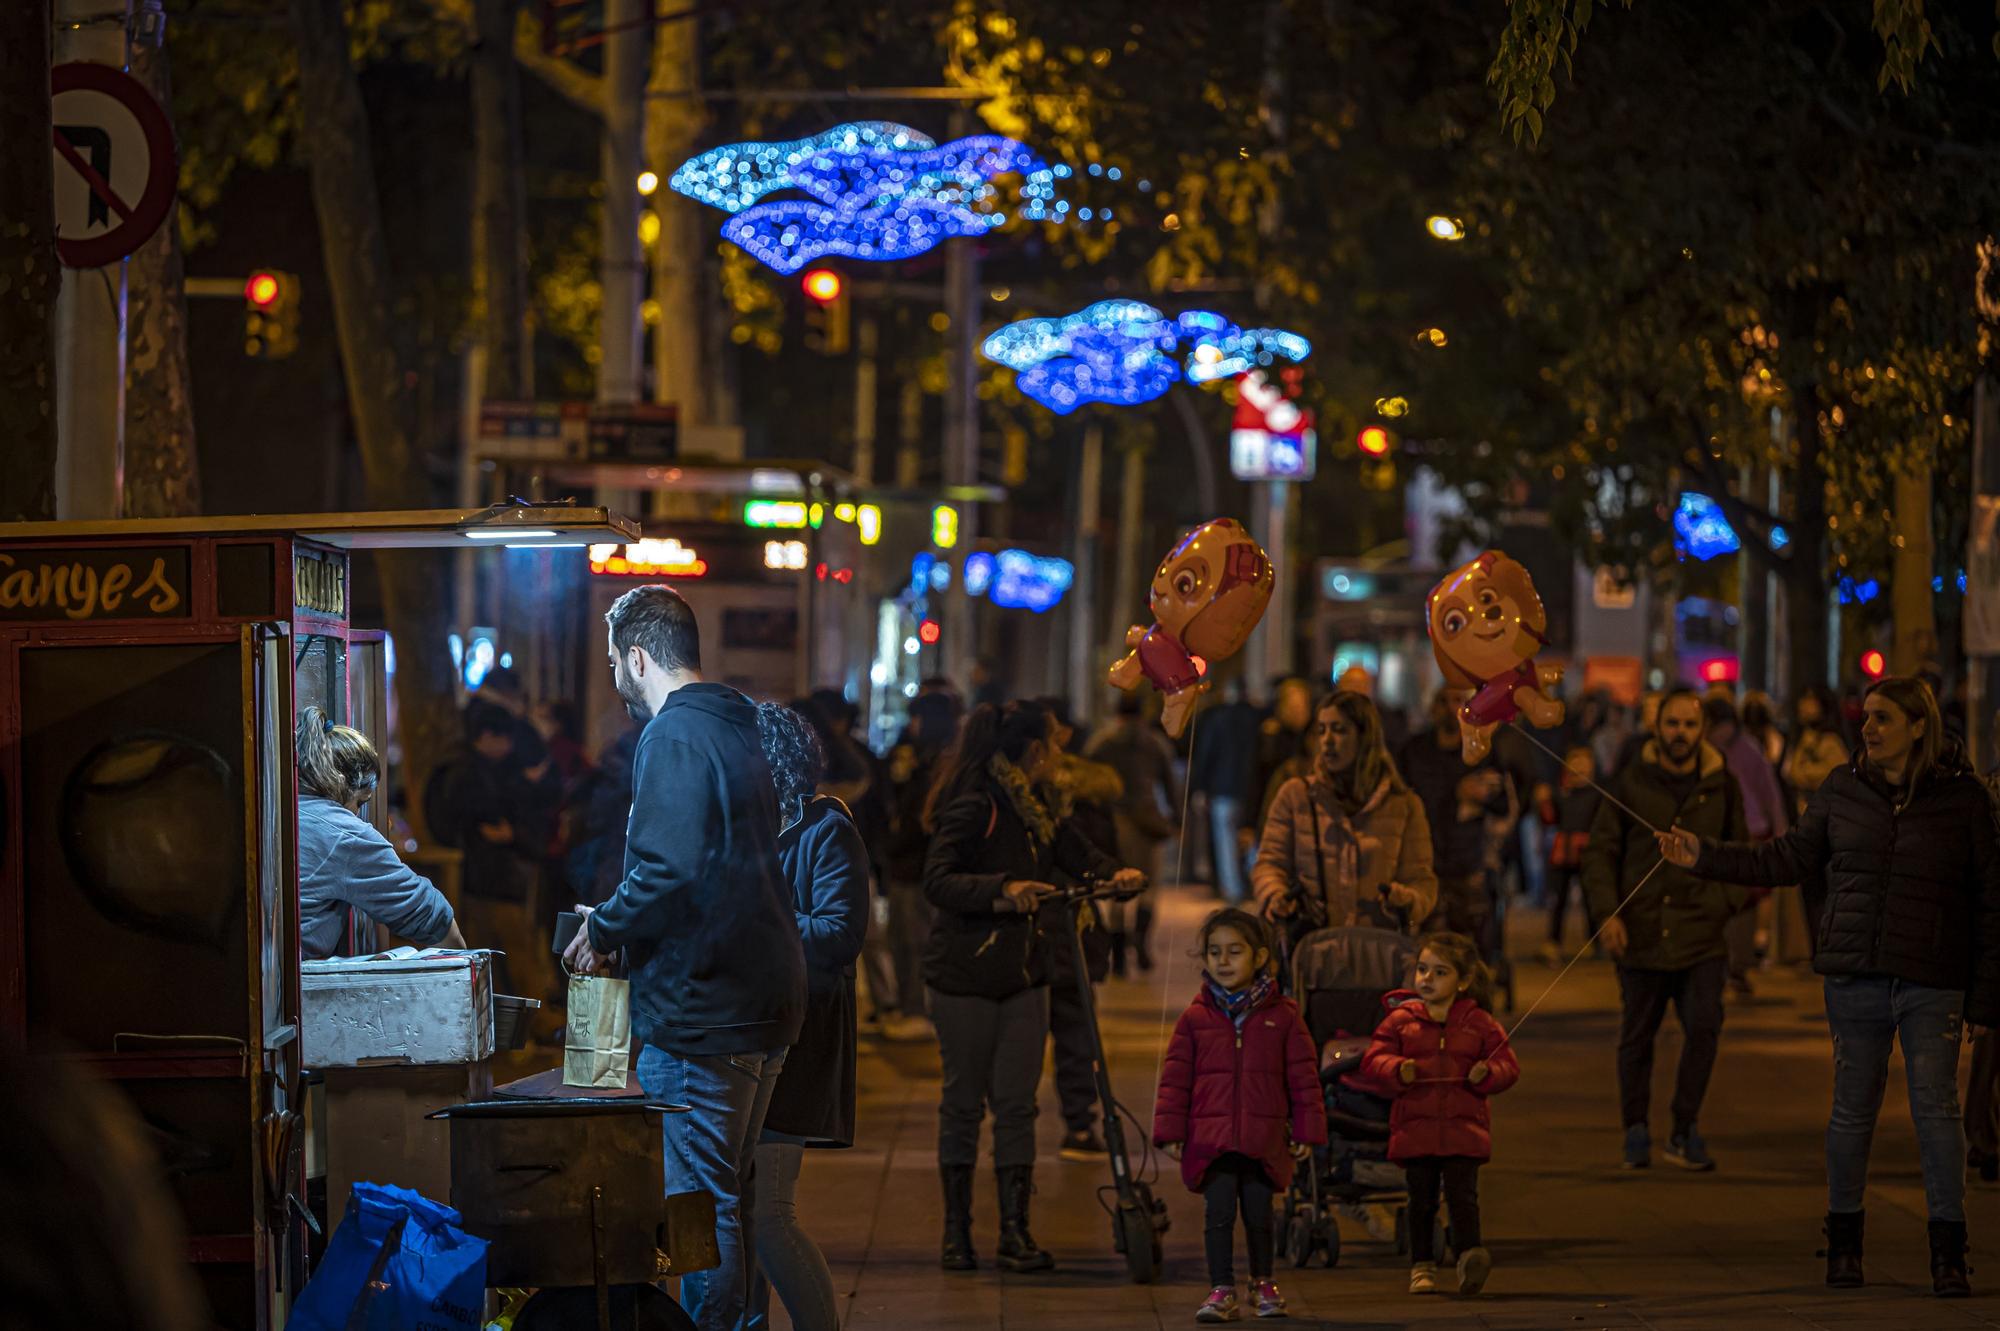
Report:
1204,972,1277,1029
988,755,1068,847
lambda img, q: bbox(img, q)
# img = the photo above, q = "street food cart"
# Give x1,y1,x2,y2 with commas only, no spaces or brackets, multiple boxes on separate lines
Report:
0,505,635,1330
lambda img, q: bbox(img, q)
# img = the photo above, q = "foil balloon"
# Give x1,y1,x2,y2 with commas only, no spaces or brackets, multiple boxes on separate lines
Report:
1427,551,1565,763
1108,518,1274,737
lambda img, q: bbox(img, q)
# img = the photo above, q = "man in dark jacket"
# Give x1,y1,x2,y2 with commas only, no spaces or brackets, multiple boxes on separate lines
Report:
1399,691,1517,945
1188,676,1262,904
1582,688,1748,1174
566,585,806,1331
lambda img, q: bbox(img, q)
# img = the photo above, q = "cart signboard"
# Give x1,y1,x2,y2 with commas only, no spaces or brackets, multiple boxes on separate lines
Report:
0,544,189,620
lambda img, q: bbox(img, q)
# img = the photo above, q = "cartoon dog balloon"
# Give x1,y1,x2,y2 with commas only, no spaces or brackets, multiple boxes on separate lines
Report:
1108,518,1273,737
1427,551,1565,763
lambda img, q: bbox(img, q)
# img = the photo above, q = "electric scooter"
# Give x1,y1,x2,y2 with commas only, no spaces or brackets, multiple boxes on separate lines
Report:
1051,876,1172,1284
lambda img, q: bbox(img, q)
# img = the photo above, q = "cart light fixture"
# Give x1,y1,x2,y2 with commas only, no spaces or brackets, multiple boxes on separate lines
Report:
466,528,557,541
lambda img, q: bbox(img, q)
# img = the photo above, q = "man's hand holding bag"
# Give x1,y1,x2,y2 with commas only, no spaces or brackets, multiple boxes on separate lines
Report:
561,905,631,1089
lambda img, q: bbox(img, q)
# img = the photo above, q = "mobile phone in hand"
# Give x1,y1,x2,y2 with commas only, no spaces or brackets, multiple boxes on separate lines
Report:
552,911,583,956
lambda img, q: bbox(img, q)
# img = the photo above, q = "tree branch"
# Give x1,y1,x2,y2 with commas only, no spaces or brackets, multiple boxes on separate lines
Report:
515,9,604,117
1814,92,2000,163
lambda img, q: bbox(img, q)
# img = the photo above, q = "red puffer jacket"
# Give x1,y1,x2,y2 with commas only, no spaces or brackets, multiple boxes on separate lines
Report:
1152,984,1327,1192
1361,992,1520,1162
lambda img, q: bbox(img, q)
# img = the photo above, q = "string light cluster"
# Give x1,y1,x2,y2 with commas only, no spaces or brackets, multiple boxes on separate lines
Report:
682,133,1062,274
668,122,936,213
964,549,1075,612
983,301,1311,415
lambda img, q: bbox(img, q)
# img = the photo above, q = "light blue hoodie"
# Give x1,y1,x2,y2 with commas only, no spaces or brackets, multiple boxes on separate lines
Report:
298,795,455,958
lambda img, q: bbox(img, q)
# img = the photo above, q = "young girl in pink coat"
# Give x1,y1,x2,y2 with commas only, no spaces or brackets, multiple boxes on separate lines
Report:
1155,910,1327,1322
1362,931,1520,1297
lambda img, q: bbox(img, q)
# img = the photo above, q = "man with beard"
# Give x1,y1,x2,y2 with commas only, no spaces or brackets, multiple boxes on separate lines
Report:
564,585,805,1331
1582,688,1748,1174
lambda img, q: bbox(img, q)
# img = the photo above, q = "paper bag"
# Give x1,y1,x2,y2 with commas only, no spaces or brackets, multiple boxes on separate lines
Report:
562,973,632,1089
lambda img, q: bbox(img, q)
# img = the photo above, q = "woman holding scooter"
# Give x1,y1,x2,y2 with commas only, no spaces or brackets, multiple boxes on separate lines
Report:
922,701,1148,1273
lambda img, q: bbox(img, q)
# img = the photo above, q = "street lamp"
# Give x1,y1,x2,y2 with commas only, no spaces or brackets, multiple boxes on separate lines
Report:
1425,215,1466,242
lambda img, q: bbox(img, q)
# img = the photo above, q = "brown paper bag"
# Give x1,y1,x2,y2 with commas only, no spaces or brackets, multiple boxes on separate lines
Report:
562,972,632,1089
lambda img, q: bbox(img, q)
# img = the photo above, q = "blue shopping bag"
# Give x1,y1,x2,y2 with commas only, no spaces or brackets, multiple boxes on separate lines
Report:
292,1182,489,1331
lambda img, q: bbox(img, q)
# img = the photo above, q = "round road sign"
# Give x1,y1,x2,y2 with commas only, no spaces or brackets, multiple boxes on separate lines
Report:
51,62,177,269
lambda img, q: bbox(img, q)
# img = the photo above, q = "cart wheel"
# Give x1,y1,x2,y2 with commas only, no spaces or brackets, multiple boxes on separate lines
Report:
1287,1215,1313,1269
1120,1205,1159,1284
1321,1220,1342,1268
515,1285,696,1331
1393,1206,1409,1256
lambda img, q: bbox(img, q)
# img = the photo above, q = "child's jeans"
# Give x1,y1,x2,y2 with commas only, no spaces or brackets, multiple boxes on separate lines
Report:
1201,1153,1275,1286
1404,1156,1482,1262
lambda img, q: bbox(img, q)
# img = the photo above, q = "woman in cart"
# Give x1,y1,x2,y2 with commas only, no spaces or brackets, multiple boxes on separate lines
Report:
295,706,462,959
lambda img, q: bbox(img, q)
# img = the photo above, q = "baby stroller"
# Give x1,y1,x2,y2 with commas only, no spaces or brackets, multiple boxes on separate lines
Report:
1276,916,1450,1269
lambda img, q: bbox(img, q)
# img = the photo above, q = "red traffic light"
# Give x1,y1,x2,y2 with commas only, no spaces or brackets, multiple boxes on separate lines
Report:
802,269,843,303
1357,426,1391,457
918,618,941,645
245,271,282,307
1860,648,1886,679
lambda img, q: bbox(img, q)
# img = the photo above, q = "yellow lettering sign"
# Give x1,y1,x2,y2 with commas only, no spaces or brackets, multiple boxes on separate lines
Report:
0,548,188,620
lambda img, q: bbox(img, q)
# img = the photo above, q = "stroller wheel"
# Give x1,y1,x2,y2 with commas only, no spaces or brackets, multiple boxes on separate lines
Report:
1286,1215,1314,1269
1320,1220,1341,1268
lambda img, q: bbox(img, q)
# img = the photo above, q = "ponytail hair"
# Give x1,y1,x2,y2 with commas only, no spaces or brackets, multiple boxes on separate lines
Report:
1415,931,1495,1010
922,700,1054,832
295,705,381,807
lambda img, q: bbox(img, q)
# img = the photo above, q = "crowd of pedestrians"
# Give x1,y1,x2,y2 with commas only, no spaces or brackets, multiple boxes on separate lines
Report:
386,582,2000,1320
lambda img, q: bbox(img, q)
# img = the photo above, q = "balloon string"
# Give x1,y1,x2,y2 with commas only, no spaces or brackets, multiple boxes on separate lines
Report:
1499,854,1670,1046
1151,706,1200,1113
1503,720,1664,837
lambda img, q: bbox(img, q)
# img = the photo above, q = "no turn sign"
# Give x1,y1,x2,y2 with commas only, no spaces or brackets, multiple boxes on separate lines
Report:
51,62,177,269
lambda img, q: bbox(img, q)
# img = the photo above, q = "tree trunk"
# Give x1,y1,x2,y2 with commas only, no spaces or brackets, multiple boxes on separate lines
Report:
0,0,59,521
470,0,530,401
1783,399,1831,698
292,0,457,837
1891,462,1937,675
124,28,202,517
646,14,706,428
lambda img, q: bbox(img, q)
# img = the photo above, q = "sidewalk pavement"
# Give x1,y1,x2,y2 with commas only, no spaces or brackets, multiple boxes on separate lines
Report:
791,884,2000,1329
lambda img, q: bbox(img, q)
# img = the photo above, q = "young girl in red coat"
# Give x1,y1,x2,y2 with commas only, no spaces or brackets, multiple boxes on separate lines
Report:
1362,931,1520,1297
1154,909,1327,1322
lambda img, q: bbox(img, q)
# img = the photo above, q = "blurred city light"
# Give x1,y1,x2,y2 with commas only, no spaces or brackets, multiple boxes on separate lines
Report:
1426,215,1466,241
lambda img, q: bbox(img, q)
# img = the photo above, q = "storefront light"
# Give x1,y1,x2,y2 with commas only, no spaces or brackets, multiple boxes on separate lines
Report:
589,538,707,577
835,503,857,523
932,504,959,548
744,500,809,528
764,540,808,570
857,504,882,546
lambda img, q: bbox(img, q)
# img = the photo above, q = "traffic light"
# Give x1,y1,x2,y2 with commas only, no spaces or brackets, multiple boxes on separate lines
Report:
244,269,299,359
1860,648,1886,679
1357,426,1392,456
801,267,850,354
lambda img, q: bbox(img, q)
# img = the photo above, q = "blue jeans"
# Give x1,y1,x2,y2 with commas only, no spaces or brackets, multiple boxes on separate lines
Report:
636,1043,788,1331
1822,975,1967,1222
1209,795,1249,904
745,1136,838,1331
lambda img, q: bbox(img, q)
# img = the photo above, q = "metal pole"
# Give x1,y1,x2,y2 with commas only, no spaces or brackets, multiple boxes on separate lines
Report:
1971,374,1998,769
599,0,645,406
1265,480,1295,678
53,0,130,520
1070,422,1103,727
853,310,878,485
1110,441,1146,684
941,122,980,691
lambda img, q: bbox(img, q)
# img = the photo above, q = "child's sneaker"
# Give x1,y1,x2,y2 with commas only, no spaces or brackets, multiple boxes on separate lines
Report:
1252,1280,1287,1318
1456,1246,1492,1294
1409,1263,1438,1294
1195,1287,1241,1322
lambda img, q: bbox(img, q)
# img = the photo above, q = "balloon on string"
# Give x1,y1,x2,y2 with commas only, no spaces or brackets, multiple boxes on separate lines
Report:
1108,518,1273,737
1426,550,1566,763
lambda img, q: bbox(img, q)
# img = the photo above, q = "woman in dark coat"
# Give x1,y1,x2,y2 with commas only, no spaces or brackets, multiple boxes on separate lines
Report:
746,703,869,1331
1662,677,2000,1298
922,701,1148,1273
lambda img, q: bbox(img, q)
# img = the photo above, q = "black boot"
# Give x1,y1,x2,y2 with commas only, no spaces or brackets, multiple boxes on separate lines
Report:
1109,931,1129,979
1133,905,1156,972
1822,1210,1864,1288
1930,1219,1971,1298
995,1165,1055,1272
939,1164,976,1271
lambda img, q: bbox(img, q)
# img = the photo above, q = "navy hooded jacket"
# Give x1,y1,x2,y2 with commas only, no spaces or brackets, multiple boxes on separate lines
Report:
586,682,806,1055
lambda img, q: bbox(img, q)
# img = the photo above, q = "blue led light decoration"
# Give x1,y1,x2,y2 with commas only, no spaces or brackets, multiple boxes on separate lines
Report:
699,135,1061,274
668,122,935,213
985,302,1309,415
983,301,1180,414
963,550,1073,612
1672,493,1741,562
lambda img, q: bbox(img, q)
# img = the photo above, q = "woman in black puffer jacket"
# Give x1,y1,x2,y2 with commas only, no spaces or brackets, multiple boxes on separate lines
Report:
922,700,1146,1274
1662,677,2000,1299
